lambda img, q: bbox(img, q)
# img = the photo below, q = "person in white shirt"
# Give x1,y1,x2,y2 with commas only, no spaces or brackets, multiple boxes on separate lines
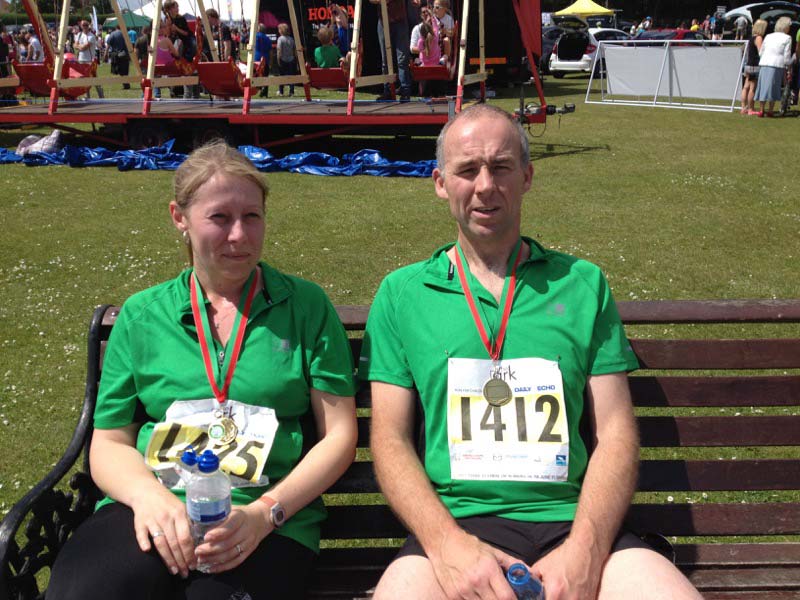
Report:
74,20,104,99
753,16,793,116
26,30,44,62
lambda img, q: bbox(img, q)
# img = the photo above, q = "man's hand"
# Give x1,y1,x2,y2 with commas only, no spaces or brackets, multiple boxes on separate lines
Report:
428,528,519,599
530,538,603,600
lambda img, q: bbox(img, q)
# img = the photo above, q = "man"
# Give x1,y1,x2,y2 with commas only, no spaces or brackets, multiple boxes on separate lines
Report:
106,26,131,90
734,15,749,40
74,21,104,98
254,23,272,97
369,0,411,100
359,104,703,600
205,9,232,62
26,29,44,62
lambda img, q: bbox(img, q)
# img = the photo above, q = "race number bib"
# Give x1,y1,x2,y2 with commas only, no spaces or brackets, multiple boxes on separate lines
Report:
447,357,569,482
144,399,278,488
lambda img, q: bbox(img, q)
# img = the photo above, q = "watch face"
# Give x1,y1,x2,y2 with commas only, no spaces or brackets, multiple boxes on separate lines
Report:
271,504,286,527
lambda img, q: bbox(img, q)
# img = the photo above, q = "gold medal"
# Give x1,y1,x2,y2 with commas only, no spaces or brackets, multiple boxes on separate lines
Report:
483,376,512,407
208,409,238,445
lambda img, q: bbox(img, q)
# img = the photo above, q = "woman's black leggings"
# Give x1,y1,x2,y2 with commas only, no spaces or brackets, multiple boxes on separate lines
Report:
47,503,316,600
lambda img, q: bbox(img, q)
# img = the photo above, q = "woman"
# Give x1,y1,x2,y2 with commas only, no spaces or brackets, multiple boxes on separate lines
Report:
48,141,358,599
157,19,181,67
741,19,766,115
753,16,793,117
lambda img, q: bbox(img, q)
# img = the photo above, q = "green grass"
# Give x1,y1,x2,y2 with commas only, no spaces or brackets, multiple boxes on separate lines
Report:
1,73,799,522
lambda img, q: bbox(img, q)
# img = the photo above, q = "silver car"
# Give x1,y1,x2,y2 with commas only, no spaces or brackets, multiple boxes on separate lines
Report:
549,27,631,77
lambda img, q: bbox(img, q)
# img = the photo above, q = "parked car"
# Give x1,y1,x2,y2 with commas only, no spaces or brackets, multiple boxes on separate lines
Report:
540,25,565,74
723,2,800,35
549,27,631,77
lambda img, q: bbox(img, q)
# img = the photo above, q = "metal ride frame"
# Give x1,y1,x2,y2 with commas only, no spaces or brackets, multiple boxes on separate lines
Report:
585,39,748,113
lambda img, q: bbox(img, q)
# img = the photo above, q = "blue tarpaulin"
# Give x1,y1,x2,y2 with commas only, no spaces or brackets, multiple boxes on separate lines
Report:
0,139,436,177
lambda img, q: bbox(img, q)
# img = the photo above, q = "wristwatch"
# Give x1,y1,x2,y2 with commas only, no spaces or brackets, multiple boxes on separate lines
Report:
258,495,286,529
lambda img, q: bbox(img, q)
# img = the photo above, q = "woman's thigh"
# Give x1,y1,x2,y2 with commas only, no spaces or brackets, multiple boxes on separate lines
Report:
48,503,175,600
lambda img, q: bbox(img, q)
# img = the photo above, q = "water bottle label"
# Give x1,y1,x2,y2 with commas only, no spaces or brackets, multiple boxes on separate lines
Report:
187,498,231,523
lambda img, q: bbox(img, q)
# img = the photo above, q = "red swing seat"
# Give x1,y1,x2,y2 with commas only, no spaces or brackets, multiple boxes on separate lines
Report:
154,56,197,77
13,59,95,99
305,63,350,89
196,57,265,98
409,20,458,82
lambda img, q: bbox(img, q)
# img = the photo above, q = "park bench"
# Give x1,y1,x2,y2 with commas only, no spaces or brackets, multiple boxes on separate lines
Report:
1,299,799,599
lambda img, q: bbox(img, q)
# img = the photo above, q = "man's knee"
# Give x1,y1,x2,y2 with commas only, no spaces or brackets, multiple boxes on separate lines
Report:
374,555,445,600
598,548,702,600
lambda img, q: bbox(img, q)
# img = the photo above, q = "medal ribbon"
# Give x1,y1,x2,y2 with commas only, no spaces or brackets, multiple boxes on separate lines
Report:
454,240,522,362
190,269,258,406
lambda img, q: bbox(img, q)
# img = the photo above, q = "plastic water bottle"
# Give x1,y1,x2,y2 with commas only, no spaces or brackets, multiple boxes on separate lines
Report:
507,562,545,600
185,449,231,571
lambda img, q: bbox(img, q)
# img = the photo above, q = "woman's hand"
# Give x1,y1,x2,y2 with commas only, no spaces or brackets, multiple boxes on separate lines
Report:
130,481,197,578
193,501,273,573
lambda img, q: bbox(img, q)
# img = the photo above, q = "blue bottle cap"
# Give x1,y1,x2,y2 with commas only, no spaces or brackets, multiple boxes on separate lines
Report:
507,562,532,586
181,446,197,467
197,449,220,473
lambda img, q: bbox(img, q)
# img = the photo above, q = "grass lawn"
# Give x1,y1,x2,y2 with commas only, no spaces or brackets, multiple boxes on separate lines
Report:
0,73,798,521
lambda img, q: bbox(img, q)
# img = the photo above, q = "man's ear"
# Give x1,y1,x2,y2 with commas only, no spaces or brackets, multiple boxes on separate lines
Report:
433,168,448,200
523,162,534,194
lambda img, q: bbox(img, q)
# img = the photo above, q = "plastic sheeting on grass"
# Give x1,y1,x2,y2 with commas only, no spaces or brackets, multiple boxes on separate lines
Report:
0,139,436,177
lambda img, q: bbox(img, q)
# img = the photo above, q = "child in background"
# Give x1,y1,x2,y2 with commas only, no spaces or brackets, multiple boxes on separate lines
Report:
276,22,297,97
417,21,441,67
314,26,343,69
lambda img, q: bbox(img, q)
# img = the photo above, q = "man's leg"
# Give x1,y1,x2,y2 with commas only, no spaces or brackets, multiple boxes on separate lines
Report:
597,548,702,600
390,20,411,98
376,19,390,97
374,555,446,600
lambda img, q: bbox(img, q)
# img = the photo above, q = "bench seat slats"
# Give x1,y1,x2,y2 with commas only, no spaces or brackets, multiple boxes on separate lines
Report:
328,459,800,494
631,339,800,370
700,593,800,600
629,375,800,407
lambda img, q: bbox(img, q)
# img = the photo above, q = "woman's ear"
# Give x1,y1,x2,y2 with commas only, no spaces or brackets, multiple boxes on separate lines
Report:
169,200,187,233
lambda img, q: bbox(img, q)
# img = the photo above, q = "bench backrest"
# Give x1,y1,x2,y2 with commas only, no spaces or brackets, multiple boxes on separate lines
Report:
90,300,800,593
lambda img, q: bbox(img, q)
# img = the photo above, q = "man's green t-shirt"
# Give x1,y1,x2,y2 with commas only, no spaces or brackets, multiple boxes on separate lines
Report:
359,239,638,523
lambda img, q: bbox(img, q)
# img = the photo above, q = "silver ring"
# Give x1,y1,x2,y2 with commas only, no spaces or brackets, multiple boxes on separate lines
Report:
151,531,164,538
236,543,242,555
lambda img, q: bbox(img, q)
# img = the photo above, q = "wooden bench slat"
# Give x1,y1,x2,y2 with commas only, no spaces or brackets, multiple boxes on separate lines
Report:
330,460,800,494
629,375,800,407
674,543,800,567
638,416,800,447
688,567,800,591
701,593,800,600
617,299,800,324
631,339,800,370
639,459,800,491
627,503,800,536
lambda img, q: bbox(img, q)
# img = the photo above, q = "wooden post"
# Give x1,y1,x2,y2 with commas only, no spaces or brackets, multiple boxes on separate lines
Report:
49,0,72,113
286,0,311,101
242,0,259,114
143,0,164,115
455,0,471,111
347,0,364,114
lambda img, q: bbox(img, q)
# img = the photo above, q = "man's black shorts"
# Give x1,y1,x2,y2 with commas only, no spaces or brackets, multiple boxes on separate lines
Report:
395,516,666,565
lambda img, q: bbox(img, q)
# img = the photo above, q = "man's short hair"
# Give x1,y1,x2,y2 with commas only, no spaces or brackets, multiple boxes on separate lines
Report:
163,0,178,12
206,8,219,20
435,104,530,176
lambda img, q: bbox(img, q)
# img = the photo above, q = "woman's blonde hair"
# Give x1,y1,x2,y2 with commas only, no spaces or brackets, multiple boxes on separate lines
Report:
774,16,792,34
278,23,290,36
752,19,767,37
174,140,268,261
